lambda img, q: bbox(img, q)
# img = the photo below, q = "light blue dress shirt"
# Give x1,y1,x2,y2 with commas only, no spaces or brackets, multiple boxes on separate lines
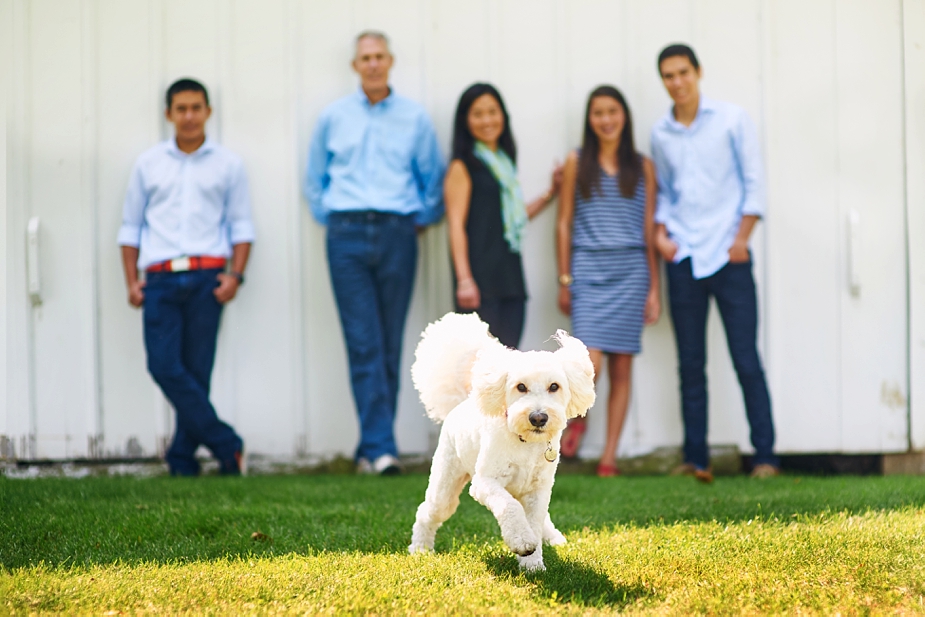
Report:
651,96,765,279
118,138,256,271
303,89,445,226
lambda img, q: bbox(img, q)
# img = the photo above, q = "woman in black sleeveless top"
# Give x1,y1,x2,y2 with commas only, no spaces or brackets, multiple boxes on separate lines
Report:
445,83,561,348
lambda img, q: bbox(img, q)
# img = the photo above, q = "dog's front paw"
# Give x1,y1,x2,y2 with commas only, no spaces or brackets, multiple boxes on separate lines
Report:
502,526,539,557
408,541,433,555
409,522,436,554
518,551,546,572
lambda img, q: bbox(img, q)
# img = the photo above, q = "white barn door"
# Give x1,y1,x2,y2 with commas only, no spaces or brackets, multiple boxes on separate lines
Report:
766,0,909,454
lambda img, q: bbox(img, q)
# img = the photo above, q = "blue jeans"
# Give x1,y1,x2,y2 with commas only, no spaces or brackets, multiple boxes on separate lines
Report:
666,258,778,469
326,211,418,462
143,269,243,475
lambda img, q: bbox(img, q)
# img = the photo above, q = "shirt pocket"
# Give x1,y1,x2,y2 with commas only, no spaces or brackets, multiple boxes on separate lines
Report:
329,131,359,166
697,130,737,186
380,125,415,171
190,171,226,229
147,177,182,232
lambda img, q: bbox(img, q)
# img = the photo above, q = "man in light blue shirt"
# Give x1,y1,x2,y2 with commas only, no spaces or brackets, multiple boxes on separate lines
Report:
119,78,254,476
303,31,445,475
651,44,778,481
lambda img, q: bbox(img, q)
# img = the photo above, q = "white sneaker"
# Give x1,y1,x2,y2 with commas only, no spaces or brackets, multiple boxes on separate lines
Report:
372,453,403,476
236,449,248,477
356,457,374,475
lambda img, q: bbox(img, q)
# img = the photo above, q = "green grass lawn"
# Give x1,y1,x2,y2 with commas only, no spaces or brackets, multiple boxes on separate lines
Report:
2,472,925,614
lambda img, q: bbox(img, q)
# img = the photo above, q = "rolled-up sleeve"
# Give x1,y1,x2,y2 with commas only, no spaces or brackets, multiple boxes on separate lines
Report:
117,162,145,247
303,114,330,225
650,130,673,225
226,159,256,244
734,110,765,218
411,112,446,227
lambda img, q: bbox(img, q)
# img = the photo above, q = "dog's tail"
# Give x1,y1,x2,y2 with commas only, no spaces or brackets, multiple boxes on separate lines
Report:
411,312,501,422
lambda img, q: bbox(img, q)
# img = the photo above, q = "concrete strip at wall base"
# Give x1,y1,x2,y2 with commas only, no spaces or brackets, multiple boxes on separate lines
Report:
882,451,925,475
0,446,744,478
13,448,924,476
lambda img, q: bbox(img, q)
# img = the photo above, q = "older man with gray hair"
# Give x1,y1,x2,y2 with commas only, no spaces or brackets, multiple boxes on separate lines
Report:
303,31,445,475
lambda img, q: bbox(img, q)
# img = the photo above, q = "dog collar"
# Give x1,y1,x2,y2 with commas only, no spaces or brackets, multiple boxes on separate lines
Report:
515,436,557,462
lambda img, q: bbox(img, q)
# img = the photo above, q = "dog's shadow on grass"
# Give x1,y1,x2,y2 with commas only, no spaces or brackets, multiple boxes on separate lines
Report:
483,548,650,609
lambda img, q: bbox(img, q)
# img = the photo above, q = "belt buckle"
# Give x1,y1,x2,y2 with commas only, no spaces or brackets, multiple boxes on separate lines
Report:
170,256,191,272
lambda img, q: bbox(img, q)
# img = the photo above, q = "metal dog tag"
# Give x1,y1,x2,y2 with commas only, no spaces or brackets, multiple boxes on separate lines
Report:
544,443,557,462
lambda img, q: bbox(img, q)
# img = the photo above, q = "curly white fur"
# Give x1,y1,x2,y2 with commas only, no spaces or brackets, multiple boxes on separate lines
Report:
408,312,596,571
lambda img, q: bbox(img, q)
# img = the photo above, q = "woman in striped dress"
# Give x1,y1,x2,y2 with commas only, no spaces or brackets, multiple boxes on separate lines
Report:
556,85,661,476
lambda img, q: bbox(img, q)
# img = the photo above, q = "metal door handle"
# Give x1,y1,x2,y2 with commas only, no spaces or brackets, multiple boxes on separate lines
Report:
847,210,860,296
27,217,41,306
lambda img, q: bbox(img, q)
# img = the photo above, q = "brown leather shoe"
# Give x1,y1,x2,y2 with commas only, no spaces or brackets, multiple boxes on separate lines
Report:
750,463,780,479
671,463,713,484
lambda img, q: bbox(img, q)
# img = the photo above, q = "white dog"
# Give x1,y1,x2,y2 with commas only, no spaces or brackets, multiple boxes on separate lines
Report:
408,312,595,571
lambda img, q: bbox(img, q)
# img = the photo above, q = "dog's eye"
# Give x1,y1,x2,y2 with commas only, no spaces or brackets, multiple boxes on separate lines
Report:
516,383,527,393
549,383,560,393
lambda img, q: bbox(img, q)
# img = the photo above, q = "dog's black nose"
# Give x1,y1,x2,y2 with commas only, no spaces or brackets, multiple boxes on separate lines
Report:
529,411,548,427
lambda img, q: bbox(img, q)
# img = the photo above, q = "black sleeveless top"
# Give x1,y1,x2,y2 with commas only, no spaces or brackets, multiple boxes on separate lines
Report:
453,157,527,300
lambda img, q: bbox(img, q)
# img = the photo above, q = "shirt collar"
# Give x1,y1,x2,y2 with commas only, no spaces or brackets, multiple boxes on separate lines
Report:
166,136,215,158
355,86,394,109
660,95,716,132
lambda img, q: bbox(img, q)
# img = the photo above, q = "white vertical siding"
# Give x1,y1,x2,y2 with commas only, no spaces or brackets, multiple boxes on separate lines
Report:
96,0,166,458
26,0,100,458
835,0,907,451
764,0,842,452
0,0,10,452
1,0,916,461
4,0,34,458
905,0,925,450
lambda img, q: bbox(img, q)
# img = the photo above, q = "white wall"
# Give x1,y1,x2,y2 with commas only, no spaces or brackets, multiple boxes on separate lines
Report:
906,0,925,449
0,0,8,456
2,0,917,462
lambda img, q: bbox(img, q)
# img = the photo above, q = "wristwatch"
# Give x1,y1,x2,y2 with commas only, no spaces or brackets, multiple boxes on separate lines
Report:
229,271,245,285
558,273,573,286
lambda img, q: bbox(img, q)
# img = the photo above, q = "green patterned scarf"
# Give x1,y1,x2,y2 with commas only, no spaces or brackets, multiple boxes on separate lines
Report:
474,141,527,253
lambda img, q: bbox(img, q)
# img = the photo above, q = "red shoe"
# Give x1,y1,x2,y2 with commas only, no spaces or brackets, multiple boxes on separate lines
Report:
596,462,620,477
559,417,587,459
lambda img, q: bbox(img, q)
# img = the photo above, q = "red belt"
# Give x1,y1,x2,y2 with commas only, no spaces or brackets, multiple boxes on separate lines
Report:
146,256,227,273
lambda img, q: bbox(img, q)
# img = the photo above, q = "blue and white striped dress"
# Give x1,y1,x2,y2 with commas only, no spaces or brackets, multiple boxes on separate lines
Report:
570,166,649,354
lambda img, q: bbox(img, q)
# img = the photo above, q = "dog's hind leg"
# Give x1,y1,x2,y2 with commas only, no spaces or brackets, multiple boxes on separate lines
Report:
542,513,567,546
409,451,470,554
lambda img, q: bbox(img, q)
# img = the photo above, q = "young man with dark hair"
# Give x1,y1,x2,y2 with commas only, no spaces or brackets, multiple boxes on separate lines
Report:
303,32,444,476
650,44,779,482
118,78,254,476
657,43,700,72
165,78,209,108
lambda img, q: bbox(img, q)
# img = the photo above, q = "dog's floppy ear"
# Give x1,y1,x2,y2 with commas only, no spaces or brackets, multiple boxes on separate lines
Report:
471,346,510,417
553,330,596,419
